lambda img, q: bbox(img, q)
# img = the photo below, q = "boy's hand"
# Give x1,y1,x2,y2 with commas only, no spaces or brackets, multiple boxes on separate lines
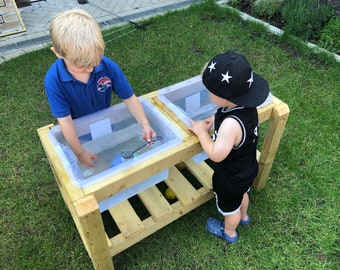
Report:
123,95,157,143
188,116,214,136
77,151,100,167
142,125,157,143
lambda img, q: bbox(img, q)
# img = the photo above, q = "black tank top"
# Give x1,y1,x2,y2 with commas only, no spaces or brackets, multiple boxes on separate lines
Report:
213,106,259,188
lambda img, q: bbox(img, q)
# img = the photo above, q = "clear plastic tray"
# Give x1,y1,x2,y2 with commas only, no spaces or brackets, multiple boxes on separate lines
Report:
49,98,183,187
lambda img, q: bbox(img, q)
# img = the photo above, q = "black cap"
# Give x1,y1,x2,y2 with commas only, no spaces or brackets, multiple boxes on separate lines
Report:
202,51,270,107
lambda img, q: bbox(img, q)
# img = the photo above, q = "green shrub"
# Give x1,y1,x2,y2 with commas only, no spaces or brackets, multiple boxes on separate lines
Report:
318,16,340,54
228,0,241,6
228,0,255,10
282,0,334,41
253,0,284,20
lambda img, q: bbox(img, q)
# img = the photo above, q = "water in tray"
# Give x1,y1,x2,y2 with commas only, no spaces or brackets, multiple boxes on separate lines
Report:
172,89,218,121
60,123,163,179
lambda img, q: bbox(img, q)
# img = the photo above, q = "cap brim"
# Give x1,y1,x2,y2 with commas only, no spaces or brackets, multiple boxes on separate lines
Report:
228,72,270,107
257,92,273,108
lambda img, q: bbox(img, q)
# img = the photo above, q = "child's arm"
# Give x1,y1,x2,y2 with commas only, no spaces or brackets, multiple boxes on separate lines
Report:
123,94,157,141
57,115,100,167
188,116,242,162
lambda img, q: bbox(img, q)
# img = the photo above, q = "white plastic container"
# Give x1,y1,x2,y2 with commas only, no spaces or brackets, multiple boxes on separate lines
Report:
98,169,168,212
48,98,183,188
158,75,217,162
158,75,273,163
158,75,218,127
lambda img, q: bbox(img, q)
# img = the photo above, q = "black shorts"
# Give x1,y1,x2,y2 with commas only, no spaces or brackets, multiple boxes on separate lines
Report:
212,173,252,215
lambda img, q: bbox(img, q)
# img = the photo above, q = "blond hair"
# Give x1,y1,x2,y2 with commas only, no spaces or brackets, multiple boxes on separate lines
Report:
50,9,105,68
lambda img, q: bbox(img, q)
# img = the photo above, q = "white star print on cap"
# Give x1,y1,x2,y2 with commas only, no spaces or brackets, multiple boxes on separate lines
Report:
207,61,216,73
247,71,254,88
221,71,232,84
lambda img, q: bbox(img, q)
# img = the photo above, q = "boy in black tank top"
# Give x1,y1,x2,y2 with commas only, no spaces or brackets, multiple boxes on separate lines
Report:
188,51,270,243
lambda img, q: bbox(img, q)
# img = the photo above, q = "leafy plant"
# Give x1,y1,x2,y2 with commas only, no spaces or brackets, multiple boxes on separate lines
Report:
228,0,255,10
228,0,242,6
318,16,340,54
253,0,284,20
282,0,334,41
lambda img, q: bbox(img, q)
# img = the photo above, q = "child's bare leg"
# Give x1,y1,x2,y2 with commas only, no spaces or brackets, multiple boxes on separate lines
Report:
240,192,249,222
224,211,241,237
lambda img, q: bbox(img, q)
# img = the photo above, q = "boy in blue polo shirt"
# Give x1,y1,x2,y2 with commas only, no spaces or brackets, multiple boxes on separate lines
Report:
44,9,156,167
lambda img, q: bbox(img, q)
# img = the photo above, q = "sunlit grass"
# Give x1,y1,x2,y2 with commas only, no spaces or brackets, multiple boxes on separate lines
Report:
0,1,339,269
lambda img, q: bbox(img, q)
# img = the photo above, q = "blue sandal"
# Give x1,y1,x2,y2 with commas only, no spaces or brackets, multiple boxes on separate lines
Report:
240,213,251,226
206,217,238,243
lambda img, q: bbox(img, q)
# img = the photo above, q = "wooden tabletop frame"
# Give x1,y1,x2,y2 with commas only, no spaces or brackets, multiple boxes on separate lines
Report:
37,90,289,269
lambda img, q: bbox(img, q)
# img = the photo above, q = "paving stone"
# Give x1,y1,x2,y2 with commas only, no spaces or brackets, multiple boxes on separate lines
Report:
0,0,201,63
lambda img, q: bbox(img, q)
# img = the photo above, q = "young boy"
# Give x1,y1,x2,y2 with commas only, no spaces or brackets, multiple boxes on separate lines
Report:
44,9,156,168
188,51,270,243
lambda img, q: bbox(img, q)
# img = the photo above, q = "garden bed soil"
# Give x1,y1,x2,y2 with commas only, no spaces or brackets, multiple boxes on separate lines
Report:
236,1,284,29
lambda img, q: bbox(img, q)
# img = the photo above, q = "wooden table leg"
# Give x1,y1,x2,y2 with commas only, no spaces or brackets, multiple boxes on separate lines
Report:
253,102,290,191
73,194,114,270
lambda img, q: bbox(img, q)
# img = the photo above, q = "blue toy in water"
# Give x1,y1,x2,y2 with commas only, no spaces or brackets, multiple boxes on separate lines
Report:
109,136,163,168
109,154,124,168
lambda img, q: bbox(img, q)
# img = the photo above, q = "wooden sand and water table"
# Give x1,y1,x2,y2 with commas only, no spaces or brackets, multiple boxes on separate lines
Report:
37,77,289,270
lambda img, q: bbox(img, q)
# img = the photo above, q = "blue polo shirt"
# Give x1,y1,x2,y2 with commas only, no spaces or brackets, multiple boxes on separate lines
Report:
44,56,134,119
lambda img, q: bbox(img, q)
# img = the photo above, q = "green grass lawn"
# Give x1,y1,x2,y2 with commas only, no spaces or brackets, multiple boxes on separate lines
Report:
1,1,339,269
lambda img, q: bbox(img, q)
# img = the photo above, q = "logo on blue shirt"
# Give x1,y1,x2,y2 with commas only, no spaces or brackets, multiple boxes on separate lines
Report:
97,77,112,92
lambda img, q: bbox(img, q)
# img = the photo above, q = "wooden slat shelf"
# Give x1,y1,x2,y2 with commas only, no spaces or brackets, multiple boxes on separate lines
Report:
164,166,202,206
109,200,144,239
138,185,173,221
37,90,289,269
110,162,213,256
183,158,213,190
106,163,214,256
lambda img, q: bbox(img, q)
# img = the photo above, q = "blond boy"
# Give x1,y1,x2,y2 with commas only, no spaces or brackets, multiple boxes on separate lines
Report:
44,9,156,167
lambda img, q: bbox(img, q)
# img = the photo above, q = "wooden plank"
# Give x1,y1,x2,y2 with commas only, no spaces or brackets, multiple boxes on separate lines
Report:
184,159,213,190
253,102,290,190
106,234,113,249
109,187,214,256
138,185,173,221
73,194,114,270
152,96,192,136
258,102,274,123
164,166,201,206
1,3,18,13
0,0,26,37
109,200,144,239
1,13,22,32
